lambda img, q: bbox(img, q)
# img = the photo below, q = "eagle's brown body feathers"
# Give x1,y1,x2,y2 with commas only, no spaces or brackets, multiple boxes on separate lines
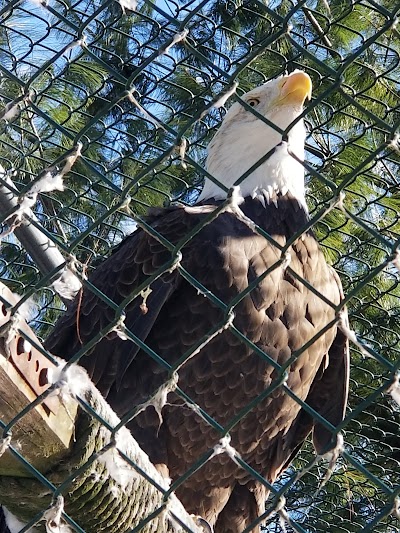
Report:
45,194,348,532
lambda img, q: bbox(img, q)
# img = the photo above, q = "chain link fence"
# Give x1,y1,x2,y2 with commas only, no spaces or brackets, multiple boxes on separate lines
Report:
0,0,399,531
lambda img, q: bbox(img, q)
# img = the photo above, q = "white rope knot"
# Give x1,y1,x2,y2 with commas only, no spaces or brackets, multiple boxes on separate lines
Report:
263,495,290,532
178,137,188,169
159,29,189,56
212,435,240,463
111,313,128,341
222,186,259,234
44,495,64,533
391,249,400,273
140,286,153,315
200,82,238,119
133,372,179,428
0,435,11,457
388,373,400,407
314,432,345,496
393,496,400,520
3,313,22,358
331,190,346,211
277,495,290,532
281,251,291,270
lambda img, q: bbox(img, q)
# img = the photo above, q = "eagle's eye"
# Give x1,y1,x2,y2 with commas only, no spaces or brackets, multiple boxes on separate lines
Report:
247,98,260,107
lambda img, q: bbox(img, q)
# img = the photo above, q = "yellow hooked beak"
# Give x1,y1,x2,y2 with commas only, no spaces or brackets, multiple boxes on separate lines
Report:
279,71,312,106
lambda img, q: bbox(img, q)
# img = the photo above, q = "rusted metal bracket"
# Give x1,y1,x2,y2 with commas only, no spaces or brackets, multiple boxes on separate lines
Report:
0,282,59,413
0,282,77,477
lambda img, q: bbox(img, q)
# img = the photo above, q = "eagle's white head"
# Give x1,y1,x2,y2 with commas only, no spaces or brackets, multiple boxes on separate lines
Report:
199,70,312,207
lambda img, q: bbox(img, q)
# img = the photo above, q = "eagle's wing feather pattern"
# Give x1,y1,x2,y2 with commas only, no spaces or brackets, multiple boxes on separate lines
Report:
310,269,349,455
273,325,349,480
311,327,349,453
45,207,194,396
45,197,348,533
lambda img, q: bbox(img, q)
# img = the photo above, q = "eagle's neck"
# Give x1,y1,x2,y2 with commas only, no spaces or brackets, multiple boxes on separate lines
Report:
198,116,307,211
238,193,311,235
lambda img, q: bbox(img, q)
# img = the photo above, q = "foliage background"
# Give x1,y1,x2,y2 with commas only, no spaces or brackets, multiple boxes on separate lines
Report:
0,0,399,531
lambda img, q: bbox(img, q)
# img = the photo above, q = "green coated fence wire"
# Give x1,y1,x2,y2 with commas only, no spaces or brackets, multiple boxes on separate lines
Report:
0,0,399,532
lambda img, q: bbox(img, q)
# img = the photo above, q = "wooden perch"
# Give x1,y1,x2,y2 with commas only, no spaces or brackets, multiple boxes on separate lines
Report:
0,282,201,533
0,282,76,478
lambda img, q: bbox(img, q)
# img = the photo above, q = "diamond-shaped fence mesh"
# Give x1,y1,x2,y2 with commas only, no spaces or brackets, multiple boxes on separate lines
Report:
0,0,399,532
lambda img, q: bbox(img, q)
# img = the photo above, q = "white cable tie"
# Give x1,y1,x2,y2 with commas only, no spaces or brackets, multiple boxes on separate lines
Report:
277,496,290,532
64,38,86,53
57,142,82,178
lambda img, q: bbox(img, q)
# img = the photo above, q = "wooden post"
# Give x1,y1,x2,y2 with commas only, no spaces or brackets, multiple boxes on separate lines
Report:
0,283,201,533
0,282,76,477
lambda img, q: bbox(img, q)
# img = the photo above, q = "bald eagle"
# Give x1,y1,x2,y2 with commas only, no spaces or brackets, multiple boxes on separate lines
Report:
45,71,349,532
